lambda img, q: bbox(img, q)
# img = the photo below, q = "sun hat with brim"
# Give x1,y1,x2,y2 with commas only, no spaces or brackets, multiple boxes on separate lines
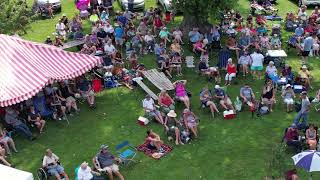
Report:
301,91,307,95
302,65,307,69
215,85,221,89
167,110,177,118
285,84,291,89
269,61,274,65
152,152,162,159
100,144,109,150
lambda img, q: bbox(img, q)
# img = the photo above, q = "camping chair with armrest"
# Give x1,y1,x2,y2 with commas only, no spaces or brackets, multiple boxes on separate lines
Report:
33,95,53,120
115,141,137,167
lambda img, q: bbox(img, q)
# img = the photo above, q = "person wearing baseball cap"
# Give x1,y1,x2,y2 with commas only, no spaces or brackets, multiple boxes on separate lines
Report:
93,145,124,180
292,91,310,129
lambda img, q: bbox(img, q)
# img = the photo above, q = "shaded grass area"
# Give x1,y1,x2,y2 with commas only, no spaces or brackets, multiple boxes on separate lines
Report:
10,0,320,179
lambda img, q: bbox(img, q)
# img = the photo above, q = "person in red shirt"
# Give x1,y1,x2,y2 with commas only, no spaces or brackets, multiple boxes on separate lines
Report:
225,58,237,86
153,14,163,35
158,90,175,113
284,124,302,153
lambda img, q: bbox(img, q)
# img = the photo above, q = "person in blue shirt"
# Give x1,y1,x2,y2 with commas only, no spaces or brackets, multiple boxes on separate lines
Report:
295,24,304,37
213,85,235,111
188,28,201,44
114,24,124,48
301,33,314,63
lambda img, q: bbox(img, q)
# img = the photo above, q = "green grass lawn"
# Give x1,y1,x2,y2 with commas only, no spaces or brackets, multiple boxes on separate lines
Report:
7,0,320,179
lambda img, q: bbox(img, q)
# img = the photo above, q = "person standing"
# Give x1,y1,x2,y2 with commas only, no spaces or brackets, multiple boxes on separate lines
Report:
293,91,310,129
301,33,314,64
250,49,264,80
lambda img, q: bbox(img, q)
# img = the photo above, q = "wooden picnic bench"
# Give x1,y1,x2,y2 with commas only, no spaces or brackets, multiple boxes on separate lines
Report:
133,77,158,100
60,39,85,50
142,69,174,91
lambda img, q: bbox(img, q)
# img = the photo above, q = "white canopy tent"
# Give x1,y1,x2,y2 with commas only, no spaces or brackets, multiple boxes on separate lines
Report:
0,164,34,180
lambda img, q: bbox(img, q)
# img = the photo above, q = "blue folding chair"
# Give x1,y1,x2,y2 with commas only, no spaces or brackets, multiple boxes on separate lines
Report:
115,141,137,167
33,94,53,119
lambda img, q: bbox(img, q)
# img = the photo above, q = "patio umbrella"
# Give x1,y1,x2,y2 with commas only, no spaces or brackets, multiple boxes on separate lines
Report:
292,150,320,172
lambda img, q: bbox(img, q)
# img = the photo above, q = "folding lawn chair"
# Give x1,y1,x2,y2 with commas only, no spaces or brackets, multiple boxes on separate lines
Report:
33,93,53,119
115,141,137,167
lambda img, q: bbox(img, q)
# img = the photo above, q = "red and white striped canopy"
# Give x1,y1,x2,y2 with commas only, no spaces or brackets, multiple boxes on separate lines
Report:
0,34,102,107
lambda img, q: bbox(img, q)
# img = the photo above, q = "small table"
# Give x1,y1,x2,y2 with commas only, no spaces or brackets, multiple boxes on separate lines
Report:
266,50,287,67
267,50,287,58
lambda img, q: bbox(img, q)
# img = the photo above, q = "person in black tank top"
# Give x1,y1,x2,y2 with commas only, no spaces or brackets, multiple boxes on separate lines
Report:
261,80,276,112
58,82,80,114
27,106,46,133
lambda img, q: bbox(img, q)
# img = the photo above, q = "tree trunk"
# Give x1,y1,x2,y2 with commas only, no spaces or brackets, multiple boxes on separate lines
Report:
180,15,212,36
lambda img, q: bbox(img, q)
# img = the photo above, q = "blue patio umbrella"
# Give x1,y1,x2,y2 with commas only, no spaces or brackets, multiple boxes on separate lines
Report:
292,150,320,172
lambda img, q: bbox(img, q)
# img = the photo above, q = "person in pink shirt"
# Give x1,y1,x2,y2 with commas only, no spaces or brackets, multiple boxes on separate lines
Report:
173,80,190,109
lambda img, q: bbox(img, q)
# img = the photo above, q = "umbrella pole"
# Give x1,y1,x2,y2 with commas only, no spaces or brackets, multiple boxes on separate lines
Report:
308,172,312,180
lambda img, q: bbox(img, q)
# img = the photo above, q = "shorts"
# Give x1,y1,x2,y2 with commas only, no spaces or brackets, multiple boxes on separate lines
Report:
146,110,161,118
284,98,294,105
302,51,310,57
48,165,64,176
0,136,10,143
115,38,123,45
66,96,76,103
220,98,232,106
251,66,263,71
101,164,119,172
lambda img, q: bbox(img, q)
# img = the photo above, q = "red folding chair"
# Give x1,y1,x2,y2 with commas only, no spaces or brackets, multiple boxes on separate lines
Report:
92,79,102,93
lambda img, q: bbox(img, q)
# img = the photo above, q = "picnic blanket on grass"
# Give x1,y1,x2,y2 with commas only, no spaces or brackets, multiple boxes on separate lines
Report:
137,141,173,160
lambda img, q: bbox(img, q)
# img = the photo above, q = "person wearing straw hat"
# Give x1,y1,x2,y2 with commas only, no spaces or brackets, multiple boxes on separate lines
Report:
281,84,295,112
94,145,124,180
77,161,102,180
164,110,184,145
298,65,313,89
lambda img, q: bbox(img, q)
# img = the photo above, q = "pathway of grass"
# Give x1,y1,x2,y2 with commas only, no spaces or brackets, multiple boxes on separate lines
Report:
10,0,320,179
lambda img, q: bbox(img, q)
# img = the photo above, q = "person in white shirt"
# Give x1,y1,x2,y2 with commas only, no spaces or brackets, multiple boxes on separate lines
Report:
104,40,116,58
265,61,277,77
172,27,184,44
42,149,69,180
250,49,264,80
142,95,164,124
56,20,66,39
77,162,101,180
